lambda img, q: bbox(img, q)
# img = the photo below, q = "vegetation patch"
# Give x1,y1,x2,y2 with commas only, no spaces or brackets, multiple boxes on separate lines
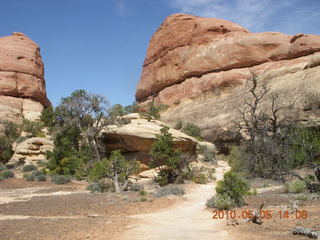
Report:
51,175,71,184
154,185,185,198
22,164,38,172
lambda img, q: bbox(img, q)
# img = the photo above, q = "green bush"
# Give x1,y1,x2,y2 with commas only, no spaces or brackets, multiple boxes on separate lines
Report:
197,145,215,162
22,164,38,172
36,174,47,181
174,120,183,130
41,106,55,128
227,146,246,174
88,161,107,182
51,175,71,185
154,185,185,198
294,195,308,201
0,163,6,171
216,171,250,207
248,188,258,196
155,168,178,186
1,170,14,178
87,180,112,193
206,194,235,210
21,119,43,137
139,197,148,202
0,136,14,163
139,190,147,196
26,174,35,181
129,183,144,192
192,173,208,184
24,170,44,181
1,170,14,179
182,123,202,140
283,180,306,194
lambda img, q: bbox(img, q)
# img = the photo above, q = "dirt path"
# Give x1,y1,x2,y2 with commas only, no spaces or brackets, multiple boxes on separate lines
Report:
116,160,231,240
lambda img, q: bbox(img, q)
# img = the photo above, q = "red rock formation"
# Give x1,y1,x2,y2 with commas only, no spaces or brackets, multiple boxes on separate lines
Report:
136,14,320,150
0,32,50,123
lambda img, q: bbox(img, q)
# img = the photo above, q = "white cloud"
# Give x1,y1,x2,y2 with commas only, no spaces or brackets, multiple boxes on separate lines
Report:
166,0,320,34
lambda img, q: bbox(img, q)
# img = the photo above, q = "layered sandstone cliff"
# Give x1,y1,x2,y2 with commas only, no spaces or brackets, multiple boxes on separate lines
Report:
0,32,50,124
136,14,320,151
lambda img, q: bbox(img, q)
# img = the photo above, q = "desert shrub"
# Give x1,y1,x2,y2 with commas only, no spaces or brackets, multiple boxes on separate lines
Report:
139,98,167,121
182,123,202,140
0,136,14,163
174,171,192,184
305,174,316,182
87,180,112,193
1,170,14,179
206,194,235,210
139,190,147,196
197,145,215,162
26,174,35,181
295,195,308,201
192,172,208,184
150,126,193,186
36,174,47,181
51,175,71,184
89,150,138,193
248,188,258,196
139,197,148,202
15,136,28,144
22,164,38,172
290,126,320,167
174,120,183,130
205,196,216,208
0,163,6,171
124,102,139,114
31,170,43,176
227,146,247,175
154,185,185,198
21,119,43,137
5,164,14,169
129,183,144,192
283,180,306,194
216,171,250,207
155,168,179,186
88,161,107,182
60,155,87,180
41,106,55,128
36,132,46,138
0,175,4,181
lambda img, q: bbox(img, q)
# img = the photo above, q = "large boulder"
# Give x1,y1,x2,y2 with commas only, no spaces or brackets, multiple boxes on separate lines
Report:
101,113,198,165
9,137,53,166
0,32,50,124
136,13,320,151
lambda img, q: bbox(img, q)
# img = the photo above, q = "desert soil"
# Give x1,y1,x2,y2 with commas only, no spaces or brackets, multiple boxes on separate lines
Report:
1,162,318,240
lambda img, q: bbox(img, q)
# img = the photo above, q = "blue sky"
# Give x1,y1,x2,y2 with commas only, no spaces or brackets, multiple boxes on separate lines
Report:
0,0,319,107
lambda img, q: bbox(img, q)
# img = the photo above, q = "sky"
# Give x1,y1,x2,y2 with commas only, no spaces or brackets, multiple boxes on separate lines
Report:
0,0,319,107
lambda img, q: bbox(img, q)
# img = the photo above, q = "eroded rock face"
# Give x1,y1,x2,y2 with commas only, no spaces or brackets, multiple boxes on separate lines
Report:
9,137,54,166
0,32,50,123
101,113,198,165
136,14,320,151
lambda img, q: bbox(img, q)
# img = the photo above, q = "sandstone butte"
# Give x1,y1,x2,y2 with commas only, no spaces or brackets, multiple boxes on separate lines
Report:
0,32,50,124
136,13,320,152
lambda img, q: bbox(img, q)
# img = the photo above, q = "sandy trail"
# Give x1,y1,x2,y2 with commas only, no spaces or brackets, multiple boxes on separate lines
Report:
117,160,231,240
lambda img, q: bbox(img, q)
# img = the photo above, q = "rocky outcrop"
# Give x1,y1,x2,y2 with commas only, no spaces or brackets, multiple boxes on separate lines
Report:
0,32,50,123
9,137,53,166
101,113,198,165
136,14,320,151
